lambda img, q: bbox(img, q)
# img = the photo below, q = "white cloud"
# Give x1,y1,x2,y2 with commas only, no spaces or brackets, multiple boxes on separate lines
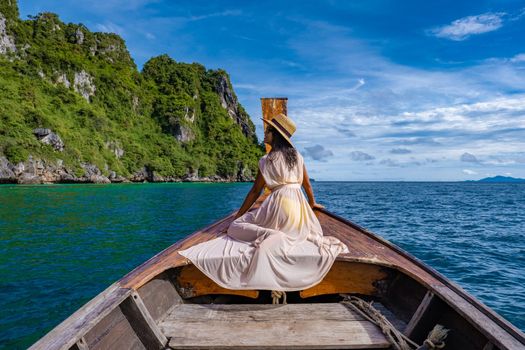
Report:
349,151,374,161
16,0,525,181
510,53,525,63
101,11,525,180
188,10,242,22
429,12,505,41
303,144,334,161
509,8,525,21
350,78,365,91
380,158,400,167
460,153,479,163
390,148,411,154
87,0,161,13
95,22,125,35
238,18,525,179
463,169,478,175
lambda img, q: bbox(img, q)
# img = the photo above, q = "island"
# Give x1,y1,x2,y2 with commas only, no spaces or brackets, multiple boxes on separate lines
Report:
468,176,525,183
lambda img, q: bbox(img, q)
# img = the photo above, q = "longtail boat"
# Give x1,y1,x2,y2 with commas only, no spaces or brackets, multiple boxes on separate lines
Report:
30,99,525,350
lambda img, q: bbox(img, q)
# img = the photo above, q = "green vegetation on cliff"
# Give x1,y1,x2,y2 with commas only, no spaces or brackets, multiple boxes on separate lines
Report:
0,1,264,182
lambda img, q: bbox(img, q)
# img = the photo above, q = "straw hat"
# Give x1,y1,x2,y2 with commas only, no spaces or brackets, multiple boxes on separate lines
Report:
261,113,296,147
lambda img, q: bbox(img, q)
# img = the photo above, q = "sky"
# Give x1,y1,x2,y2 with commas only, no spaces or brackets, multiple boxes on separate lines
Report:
17,0,525,181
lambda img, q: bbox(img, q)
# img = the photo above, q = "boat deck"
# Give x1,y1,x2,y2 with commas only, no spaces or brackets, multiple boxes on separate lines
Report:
160,303,392,349
118,194,525,350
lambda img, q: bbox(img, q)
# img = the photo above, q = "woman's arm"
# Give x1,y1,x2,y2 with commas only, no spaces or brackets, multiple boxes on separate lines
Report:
302,163,324,209
233,169,266,219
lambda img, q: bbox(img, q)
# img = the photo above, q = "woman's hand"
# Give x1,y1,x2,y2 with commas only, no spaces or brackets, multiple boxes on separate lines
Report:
310,202,325,210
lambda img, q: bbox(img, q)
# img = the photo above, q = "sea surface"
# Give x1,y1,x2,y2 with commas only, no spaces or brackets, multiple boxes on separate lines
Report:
0,182,524,349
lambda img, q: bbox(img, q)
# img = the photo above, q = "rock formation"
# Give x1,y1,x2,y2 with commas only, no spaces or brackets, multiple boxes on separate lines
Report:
172,123,195,143
73,70,96,102
215,74,254,138
0,13,16,54
33,128,65,151
0,1,262,185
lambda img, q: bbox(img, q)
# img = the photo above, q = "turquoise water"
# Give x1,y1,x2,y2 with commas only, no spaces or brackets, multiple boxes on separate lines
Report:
1,182,524,348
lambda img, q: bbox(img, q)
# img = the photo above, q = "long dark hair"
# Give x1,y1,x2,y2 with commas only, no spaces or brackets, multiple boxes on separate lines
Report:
267,125,298,171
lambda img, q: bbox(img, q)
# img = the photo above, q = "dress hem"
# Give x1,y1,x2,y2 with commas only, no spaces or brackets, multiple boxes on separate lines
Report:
178,248,345,292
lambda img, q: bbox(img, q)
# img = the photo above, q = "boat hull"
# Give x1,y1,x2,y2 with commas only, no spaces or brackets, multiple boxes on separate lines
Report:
29,196,525,350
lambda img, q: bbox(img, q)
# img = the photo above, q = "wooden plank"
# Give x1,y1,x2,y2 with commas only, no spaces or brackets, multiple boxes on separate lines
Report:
404,290,435,337
162,303,366,322
29,284,131,350
137,275,182,323
299,261,388,298
167,320,390,349
162,303,389,349
176,264,259,299
119,292,168,349
317,209,525,346
318,213,441,288
31,190,525,349
372,302,407,332
386,273,429,323
483,342,495,350
84,307,145,350
433,285,525,350
261,97,287,155
114,189,521,348
72,337,88,350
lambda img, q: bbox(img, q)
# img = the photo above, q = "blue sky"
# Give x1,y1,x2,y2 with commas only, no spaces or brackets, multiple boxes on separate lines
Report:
18,0,525,181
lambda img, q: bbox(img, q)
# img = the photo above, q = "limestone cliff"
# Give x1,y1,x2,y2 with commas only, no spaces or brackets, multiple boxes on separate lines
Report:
0,1,264,184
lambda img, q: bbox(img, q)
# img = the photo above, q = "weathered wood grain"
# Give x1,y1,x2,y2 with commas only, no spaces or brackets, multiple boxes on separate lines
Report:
483,342,495,350
299,261,388,298
317,209,525,349
175,264,259,299
433,285,525,350
137,274,182,323
162,303,366,322
404,290,435,337
30,188,525,350
385,273,428,323
29,284,131,350
71,337,88,350
372,302,407,332
119,292,168,349
84,306,145,350
261,97,288,155
162,303,390,349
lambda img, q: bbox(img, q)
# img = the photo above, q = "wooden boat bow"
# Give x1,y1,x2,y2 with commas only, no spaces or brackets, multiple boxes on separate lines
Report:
29,190,525,350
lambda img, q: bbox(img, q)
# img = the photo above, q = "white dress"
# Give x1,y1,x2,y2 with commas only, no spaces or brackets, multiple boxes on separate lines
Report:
178,150,349,291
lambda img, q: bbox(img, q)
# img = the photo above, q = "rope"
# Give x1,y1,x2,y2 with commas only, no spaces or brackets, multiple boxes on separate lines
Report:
421,325,448,349
340,294,448,350
271,290,287,304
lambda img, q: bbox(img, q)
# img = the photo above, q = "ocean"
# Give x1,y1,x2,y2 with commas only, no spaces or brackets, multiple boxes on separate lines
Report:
0,182,524,348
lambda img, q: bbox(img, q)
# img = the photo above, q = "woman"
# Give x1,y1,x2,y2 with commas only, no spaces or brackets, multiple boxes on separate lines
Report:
178,113,349,292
